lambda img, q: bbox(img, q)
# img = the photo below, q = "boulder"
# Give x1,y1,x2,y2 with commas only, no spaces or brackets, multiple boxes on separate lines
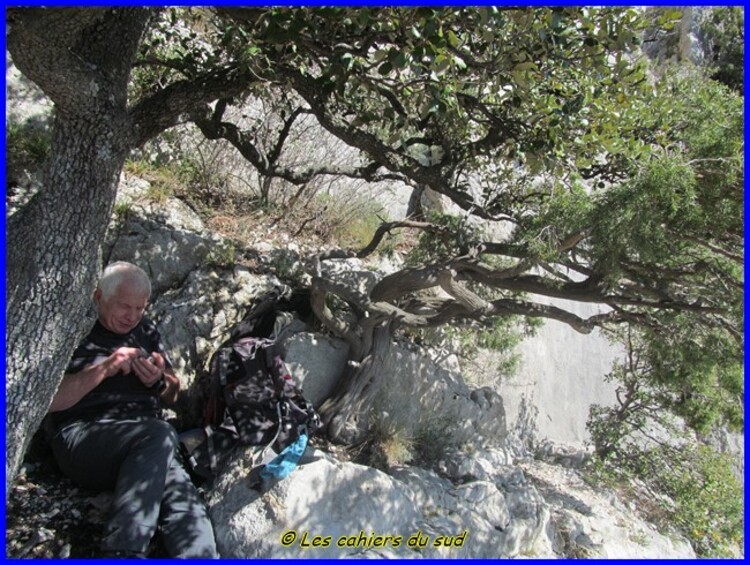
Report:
372,342,507,446
279,332,350,407
205,450,423,558
281,332,507,448
205,444,695,559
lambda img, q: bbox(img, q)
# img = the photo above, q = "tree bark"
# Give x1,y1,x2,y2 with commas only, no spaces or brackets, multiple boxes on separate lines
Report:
319,324,394,444
5,8,280,497
5,7,150,498
5,116,131,497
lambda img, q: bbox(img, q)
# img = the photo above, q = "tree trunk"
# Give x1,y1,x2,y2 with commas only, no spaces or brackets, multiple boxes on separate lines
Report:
319,324,394,444
5,7,149,498
405,185,425,220
5,115,131,498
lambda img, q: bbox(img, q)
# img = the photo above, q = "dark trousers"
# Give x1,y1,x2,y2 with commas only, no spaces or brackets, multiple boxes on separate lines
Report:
50,417,218,558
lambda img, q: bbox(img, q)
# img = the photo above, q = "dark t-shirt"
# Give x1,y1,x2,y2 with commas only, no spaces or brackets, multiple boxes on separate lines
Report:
45,317,173,433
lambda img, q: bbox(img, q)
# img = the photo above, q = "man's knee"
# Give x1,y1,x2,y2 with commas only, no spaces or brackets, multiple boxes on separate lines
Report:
126,419,180,465
139,419,179,448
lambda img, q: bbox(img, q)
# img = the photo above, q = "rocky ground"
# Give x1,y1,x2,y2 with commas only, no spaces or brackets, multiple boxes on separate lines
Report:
6,435,109,559
5,432,346,559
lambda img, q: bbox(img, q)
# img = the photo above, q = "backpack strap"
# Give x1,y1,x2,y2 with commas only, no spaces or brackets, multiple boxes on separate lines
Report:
258,401,284,463
204,425,219,475
219,347,230,386
204,349,228,428
264,345,289,395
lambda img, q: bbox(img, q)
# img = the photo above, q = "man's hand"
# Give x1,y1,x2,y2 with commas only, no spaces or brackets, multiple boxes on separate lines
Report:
132,351,166,389
49,346,142,413
105,347,143,378
138,352,181,404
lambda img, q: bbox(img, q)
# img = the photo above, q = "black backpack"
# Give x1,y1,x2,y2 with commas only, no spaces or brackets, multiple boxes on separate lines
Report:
179,289,322,485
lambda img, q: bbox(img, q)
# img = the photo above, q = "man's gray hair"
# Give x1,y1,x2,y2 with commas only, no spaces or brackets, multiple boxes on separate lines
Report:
98,261,152,300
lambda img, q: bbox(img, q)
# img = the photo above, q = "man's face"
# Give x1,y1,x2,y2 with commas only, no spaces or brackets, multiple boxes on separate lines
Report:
95,283,149,335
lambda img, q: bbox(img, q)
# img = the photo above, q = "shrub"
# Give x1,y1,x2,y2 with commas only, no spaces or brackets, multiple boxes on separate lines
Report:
207,241,236,268
656,444,743,557
412,415,456,468
586,442,743,557
364,415,414,471
290,191,389,250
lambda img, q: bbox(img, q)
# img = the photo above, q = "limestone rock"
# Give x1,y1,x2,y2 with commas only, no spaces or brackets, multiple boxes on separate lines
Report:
279,332,350,407
206,450,423,558
105,176,232,295
206,445,695,559
281,332,507,447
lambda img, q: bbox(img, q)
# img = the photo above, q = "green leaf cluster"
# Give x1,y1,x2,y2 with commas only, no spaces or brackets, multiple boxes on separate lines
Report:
642,317,743,433
132,8,228,100
405,211,482,266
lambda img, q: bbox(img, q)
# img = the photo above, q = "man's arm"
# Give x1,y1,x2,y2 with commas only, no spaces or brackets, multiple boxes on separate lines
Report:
48,347,142,413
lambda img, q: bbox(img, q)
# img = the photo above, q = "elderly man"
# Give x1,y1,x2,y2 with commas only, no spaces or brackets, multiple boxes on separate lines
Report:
44,261,218,558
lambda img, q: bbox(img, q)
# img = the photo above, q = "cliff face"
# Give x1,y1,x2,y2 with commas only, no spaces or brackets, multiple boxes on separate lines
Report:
486,298,623,445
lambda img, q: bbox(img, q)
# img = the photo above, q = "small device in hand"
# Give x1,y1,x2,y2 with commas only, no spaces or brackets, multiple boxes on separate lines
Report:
140,349,167,393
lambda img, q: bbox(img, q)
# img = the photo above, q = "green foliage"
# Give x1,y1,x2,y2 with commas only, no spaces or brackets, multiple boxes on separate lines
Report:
588,158,699,280
412,415,455,468
697,7,744,94
123,157,180,197
516,180,595,263
207,241,236,268
403,210,541,376
405,313,537,381
112,201,133,224
124,153,231,214
586,443,743,557
326,197,387,250
644,320,743,433
588,322,742,461
131,8,225,100
405,212,481,266
173,155,225,194
462,316,535,376
658,445,743,556
223,7,656,200
587,323,743,557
